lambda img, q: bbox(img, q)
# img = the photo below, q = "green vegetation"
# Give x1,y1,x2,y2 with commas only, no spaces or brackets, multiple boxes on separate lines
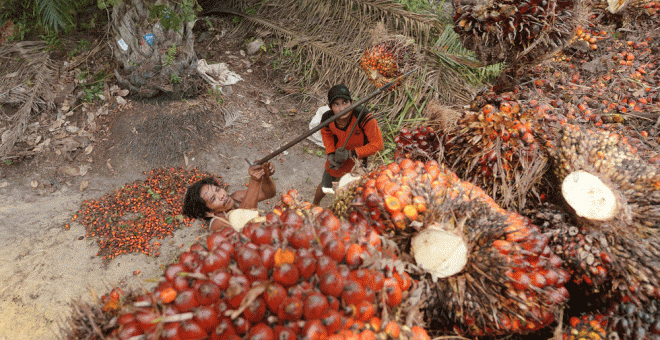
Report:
207,87,223,105
149,0,200,32
376,85,429,164
170,73,182,84
81,70,108,103
164,44,178,66
0,0,101,39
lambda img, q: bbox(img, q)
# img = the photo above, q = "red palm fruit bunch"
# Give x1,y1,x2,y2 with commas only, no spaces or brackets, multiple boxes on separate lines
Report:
607,299,660,340
62,194,432,340
440,90,549,210
72,167,216,260
343,157,570,337
393,126,440,161
527,203,610,293
549,124,660,304
562,314,608,340
451,0,585,65
359,38,417,90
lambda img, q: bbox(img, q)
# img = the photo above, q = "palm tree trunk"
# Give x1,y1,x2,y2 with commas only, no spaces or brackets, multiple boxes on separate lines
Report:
110,0,199,98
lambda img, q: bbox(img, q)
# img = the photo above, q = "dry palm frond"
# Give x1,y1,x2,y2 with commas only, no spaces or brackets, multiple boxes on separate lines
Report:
201,0,488,121
0,41,57,160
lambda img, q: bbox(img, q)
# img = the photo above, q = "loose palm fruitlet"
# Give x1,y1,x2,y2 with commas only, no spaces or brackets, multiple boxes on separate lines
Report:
62,192,431,340
441,92,548,210
359,39,417,89
393,126,440,161
343,158,570,336
608,299,660,340
73,167,214,260
548,124,660,304
451,0,586,65
563,314,608,340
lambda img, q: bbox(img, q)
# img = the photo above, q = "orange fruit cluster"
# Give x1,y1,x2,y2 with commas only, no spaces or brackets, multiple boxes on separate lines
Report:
359,40,416,90
563,314,608,340
102,197,429,340
73,167,216,260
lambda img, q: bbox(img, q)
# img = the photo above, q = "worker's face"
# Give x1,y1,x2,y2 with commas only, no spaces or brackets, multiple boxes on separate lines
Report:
200,184,234,214
331,98,352,121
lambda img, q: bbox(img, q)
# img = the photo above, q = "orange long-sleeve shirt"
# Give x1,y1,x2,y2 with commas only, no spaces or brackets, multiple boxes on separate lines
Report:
320,108,384,177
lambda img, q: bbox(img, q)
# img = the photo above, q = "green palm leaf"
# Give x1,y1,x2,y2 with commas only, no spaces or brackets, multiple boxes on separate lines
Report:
36,0,73,32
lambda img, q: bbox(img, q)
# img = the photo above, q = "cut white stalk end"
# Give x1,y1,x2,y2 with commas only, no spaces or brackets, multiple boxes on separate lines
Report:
411,228,468,278
335,173,362,195
227,208,260,232
562,170,617,221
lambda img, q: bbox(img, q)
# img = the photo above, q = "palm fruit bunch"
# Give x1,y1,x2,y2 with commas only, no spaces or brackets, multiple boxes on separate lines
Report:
451,0,586,65
342,157,570,337
359,37,417,89
392,126,440,161
607,298,660,340
440,90,550,210
552,124,660,228
62,191,431,340
548,124,660,303
562,314,608,340
527,203,610,293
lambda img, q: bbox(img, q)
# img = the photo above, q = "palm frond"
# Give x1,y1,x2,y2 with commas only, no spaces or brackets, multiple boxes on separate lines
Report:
204,0,499,125
35,0,73,32
0,41,58,159
431,25,504,86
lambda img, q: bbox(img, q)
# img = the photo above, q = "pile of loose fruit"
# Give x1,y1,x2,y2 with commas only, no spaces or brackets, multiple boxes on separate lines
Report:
73,167,217,260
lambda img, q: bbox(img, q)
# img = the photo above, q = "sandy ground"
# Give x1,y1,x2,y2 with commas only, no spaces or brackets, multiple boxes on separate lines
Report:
0,68,328,339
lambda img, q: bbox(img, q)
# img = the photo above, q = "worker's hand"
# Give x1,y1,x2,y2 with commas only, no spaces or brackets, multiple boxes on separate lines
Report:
328,153,341,170
248,163,267,181
262,162,275,177
334,147,350,164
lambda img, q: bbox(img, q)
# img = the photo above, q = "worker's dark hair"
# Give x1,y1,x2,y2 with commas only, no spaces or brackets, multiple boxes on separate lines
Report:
182,177,223,221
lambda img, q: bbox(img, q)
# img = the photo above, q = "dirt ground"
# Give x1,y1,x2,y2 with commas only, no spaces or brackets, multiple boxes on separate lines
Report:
0,27,331,339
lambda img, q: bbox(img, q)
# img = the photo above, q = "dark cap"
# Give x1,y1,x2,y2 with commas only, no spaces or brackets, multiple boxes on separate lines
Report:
328,84,352,105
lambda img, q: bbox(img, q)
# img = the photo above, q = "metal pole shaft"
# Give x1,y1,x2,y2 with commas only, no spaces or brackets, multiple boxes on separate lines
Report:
249,70,415,166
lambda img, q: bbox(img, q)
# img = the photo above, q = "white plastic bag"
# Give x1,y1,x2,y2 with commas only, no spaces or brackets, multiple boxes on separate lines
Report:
196,59,243,90
308,105,329,147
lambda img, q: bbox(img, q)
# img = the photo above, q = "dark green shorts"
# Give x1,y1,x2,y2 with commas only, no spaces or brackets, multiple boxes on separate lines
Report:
320,171,339,189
